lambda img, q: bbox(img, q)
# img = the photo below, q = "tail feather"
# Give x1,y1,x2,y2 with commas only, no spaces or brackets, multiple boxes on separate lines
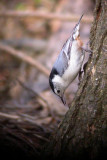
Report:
72,14,84,40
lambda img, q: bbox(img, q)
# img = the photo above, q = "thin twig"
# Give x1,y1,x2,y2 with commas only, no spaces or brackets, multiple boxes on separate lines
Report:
33,133,49,142
0,11,93,23
17,79,53,116
17,79,49,106
0,111,42,125
0,43,49,77
0,111,47,126
0,112,19,119
17,80,57,119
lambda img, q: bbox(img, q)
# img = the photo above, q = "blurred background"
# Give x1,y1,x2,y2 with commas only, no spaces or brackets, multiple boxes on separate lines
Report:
0,0,95,129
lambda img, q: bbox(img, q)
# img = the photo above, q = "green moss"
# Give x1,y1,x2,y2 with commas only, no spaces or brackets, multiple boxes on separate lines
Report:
15,3,27,10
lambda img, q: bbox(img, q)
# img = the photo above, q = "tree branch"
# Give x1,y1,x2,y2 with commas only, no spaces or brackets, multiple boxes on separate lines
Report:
0,11,93,23
0,43,49,77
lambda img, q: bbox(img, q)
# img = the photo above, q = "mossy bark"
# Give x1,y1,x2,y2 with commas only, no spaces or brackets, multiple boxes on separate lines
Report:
44,0,107,159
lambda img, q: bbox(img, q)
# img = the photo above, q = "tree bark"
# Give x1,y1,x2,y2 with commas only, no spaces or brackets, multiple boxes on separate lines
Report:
44,0,107,159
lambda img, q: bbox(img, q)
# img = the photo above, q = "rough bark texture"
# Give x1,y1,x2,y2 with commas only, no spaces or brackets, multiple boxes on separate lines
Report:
44,0,107,159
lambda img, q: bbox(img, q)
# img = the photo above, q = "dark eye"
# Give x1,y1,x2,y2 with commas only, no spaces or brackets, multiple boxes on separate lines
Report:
57,90,60,93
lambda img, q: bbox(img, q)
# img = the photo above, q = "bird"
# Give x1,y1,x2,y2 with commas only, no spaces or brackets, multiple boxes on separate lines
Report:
49,14,85,106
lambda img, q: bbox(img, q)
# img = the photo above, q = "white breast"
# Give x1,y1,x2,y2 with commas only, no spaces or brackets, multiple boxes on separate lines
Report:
52,40,84,90
62,40,84,88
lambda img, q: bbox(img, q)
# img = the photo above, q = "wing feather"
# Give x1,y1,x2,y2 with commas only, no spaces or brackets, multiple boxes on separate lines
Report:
53,50,69,76
52,37,73,76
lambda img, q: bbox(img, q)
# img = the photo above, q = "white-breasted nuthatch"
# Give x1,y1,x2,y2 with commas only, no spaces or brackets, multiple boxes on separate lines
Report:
49,14,85,105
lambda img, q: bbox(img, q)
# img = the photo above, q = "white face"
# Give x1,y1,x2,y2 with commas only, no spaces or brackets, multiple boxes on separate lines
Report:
53,81,64,98
54,86,66,105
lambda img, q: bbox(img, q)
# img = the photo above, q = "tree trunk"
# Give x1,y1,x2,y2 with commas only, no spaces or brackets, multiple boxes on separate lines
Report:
44,0,107,159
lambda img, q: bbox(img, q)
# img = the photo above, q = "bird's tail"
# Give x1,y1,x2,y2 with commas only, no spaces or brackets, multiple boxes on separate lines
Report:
71,13,84,40
77,14,84,27
74,13,84,31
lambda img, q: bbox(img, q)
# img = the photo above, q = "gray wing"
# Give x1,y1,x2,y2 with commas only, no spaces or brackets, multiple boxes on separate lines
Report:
53,38,72,76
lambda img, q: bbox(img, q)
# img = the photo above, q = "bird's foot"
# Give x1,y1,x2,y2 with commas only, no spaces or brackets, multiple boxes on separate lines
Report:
78,69,83,85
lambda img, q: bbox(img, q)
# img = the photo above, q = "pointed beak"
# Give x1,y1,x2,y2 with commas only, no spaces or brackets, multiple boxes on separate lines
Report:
60,95,66,105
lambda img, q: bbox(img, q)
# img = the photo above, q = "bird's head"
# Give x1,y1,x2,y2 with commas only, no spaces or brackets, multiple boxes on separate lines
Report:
49,78,66,105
